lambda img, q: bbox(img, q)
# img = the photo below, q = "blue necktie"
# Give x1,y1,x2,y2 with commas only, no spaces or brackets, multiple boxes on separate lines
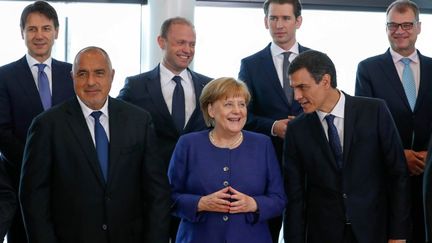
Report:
35,64,51,110
282,52,293,105
325,114,343,169
91,111,109,182
400,58,416,111
172,76,185,132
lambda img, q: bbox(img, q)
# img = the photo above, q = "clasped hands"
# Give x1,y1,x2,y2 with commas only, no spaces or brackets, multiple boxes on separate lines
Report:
197,186,257,214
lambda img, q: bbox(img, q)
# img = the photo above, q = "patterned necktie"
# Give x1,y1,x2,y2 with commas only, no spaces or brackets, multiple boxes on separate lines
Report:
91,111,109,182
172,76,185,132
35,64,51,110
400,58,416,111
325,114,343,169
283,52,293,105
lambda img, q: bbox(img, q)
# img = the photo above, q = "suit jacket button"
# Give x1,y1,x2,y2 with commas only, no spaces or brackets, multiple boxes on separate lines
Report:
102,224,108,231
342,193,348,199
223,215,229,221
223,166,229,172
223,181,229,187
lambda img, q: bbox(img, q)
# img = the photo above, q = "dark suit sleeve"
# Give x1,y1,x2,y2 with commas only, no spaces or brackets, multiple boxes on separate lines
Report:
117,77,134,102
377,101,410,238
424,140,432,242
239,59,275,136
142,120,171,243
355,61,373,97
0,74,25,171
283,124,306,243
19,117,58,243
0,158,16,240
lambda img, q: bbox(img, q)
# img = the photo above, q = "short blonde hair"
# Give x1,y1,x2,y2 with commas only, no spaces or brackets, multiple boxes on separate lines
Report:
200,77,251,127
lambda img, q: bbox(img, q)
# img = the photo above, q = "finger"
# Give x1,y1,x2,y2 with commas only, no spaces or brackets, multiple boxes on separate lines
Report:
228,186,240,194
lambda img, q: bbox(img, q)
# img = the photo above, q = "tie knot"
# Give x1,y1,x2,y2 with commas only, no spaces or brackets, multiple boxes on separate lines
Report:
172,76,182,84
283,52,292,60
401,58,411,66
91,111,103,121
35,63,47,72
325,114,335,124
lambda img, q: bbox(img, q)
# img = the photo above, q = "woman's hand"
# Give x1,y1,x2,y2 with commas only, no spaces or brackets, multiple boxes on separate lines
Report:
197,187,231,213
228,186,258,213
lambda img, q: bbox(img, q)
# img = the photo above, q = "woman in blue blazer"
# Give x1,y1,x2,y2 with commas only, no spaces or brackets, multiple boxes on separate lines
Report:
168,77,286,243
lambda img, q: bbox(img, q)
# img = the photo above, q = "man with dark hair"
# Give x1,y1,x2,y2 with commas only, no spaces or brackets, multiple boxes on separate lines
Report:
20,46,171,243
118,17,211,242
284,50,410,243
355,1,432,242
238,0,310,241
0,1,74,242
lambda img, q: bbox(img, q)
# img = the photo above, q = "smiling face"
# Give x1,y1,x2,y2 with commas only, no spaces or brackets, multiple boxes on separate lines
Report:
265,3,302,50
387,7,421,56
208,96,247,136
72,49,114,110
21,12,58,62
158,23,195,74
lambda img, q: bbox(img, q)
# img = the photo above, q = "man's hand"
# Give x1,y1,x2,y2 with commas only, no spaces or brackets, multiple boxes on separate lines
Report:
272,116,295,138
388,239,406,243
405,149,426,176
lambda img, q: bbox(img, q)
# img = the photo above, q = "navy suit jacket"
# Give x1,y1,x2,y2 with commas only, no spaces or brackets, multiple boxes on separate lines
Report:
424,139,432,242
118,65,211,171
284,94,410,243
0,56,74,184
19,97,171,243
356,49,432,242
239,43,310,161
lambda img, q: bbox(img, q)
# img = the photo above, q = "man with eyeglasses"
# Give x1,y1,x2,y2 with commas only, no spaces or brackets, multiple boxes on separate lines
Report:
355,1,432,242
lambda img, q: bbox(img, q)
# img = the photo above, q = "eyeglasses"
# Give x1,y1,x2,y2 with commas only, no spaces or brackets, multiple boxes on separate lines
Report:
386,22,416,31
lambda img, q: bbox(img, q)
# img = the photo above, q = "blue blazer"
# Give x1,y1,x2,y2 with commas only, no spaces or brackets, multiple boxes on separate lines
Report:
238,43,310,161
284,94,410,243
0,56,74,178
118,65,211,170
168,130,286,243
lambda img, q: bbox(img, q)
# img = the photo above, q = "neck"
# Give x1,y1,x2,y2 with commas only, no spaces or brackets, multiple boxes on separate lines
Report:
320,89,340,113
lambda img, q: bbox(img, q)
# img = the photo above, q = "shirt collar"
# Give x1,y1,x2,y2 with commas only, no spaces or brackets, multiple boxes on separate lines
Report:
26,53,52,69
270,42,299,57
76,95,110,119
160,63,189,85
389,48,419,64
316,90,345,121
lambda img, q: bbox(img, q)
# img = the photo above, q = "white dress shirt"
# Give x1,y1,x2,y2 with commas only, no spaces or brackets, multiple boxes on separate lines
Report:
316,91,345,151
77,96,110,145
26,53,53,94
159,63,196,127
270,41,300,87
390,48,420,96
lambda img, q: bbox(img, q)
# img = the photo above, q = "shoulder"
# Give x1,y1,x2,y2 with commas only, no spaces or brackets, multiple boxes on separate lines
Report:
242,130,270,142
358,52,388,66
110,97,151,118
0,58,25,76
52,58,72,69
241,44,270,63
346,94,387,110
418,51,432,64
125,66,159,84
190,70,212,83
177,130,210,147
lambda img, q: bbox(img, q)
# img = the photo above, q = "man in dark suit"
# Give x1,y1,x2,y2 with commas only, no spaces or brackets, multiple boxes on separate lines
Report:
19,46,171,243
424,139,432,243
238,1,309,241
118,17,211,242
0,2,74,242
355,1,432,242
0,161,15,241
284,50,410,243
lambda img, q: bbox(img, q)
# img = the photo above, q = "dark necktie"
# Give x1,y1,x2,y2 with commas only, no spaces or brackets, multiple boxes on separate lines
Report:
35,64,52,110
283,52,293,105
325,114,343,169
400,58,416,111
91,111,109,182
172,76,185,132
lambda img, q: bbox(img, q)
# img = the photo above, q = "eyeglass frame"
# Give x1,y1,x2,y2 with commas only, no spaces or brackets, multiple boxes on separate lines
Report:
386,21,418,31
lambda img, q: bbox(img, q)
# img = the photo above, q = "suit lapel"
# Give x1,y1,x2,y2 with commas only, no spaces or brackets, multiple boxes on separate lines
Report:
381,50,411,111
414,51,431,112
51,59,71,105
65,98,106,187
106,98,123,187
16,56,45,111
342,94,356,167
260,45,289,107
184,69,206,133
